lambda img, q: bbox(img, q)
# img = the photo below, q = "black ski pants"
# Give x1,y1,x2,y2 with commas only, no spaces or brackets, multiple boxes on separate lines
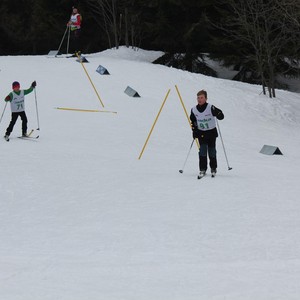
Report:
70,29,81,53
6,111,28,136
198,137,217,171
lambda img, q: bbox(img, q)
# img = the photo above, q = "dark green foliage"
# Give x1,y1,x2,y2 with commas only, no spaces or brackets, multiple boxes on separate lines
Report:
0,0,299,94
154,53,217,76
208,0,300,95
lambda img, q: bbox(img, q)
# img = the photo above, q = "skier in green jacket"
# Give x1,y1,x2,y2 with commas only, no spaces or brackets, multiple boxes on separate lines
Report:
4,81,36,141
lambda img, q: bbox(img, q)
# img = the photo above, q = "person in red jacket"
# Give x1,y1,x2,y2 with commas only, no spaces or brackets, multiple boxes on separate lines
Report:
67,7,82,55
190,90,224,178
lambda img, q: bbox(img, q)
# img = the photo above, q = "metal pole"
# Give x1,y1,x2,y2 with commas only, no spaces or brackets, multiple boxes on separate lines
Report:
76,52,105,108
56,26,68,56
0,102,8,124
138,89,171,159
67,25,71,55
175,85,200,149
179,139,195,173
34,88,40,130
216,119,232,170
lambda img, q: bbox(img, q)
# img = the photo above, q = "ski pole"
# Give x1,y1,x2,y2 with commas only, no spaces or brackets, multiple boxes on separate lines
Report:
179,139,195,173
216,119,232,170
66,25,71,55
57,26,68,55
0,102,7,124
34,88,40,130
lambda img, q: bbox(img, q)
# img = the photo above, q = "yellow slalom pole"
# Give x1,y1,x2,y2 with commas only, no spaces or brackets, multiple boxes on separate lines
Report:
138,89,171,160
175,85,200,149
76,53,105,108
55,107,117,113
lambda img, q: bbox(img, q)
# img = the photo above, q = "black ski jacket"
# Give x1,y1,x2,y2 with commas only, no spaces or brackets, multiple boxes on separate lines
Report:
190,103,224,141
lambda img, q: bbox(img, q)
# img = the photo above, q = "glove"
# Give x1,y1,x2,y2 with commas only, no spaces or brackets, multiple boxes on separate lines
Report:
31,81,36,88
5,95,11,101
192,128,199,139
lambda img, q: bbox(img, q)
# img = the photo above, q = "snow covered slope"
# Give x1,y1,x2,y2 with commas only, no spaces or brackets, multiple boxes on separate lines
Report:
0,47,300,300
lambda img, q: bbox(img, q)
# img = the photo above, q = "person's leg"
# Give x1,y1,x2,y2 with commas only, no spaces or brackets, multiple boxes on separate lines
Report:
74,29,81,52
5,113,19,136
70,29,81,53
19,111,28,135
208,138,217,171
199,143,208,172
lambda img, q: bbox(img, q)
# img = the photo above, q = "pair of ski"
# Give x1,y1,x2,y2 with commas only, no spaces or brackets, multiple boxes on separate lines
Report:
4,129,39,141
197,172,216,179
18,129,39,140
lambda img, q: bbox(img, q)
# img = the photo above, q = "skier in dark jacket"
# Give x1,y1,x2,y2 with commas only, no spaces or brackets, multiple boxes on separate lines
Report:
190,89,224,177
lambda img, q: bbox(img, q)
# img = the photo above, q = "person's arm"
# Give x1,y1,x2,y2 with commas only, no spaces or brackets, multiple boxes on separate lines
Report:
212,105,224,120
4,92,13,102
75,14,81,26
190,110,199,139
24,87,33,95
67,15,72,26
24,81,36,95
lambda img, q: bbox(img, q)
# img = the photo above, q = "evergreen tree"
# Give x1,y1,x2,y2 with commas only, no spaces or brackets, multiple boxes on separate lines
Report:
211,0,300,97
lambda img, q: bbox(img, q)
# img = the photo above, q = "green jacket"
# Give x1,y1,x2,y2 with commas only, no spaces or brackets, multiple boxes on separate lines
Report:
5,87,34,102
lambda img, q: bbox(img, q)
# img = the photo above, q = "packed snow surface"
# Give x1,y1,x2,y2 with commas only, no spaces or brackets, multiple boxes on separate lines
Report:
1,47,300,300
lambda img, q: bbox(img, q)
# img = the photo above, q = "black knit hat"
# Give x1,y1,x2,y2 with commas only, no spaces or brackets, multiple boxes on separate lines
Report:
12,81,20,89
